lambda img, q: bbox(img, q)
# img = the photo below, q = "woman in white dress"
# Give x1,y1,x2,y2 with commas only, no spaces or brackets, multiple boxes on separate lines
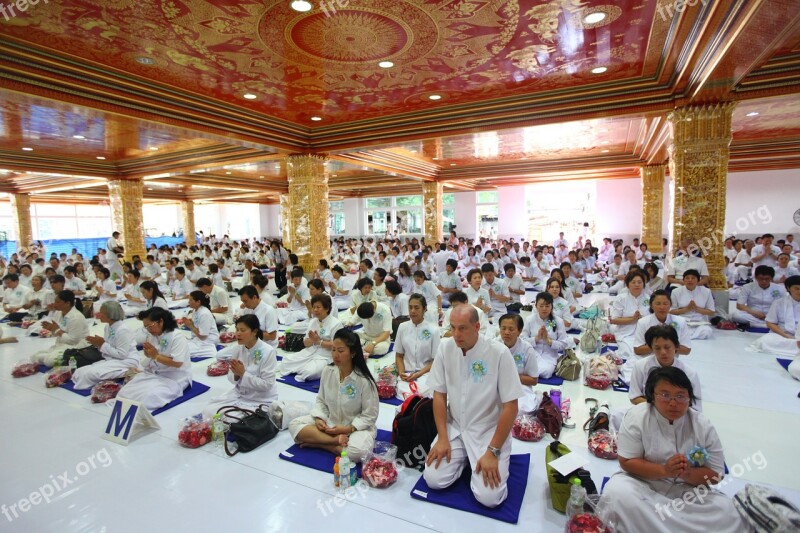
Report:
183,290,220,359
412,270,442,323
644,262,667,293
463,268,491,316
281,294,344,382
140,281,169,310
204,314,279,419
393,294,440,399
522,292,569,378
610,270,652,357
328,265,351,311
72,301,139,389
117,307,192,411
600,366,749,533
289,329,379,462
92,267,118,313
396,262,415,295
498,314,539,413
751,275,800,362
30,290,91,367
545,277,574,328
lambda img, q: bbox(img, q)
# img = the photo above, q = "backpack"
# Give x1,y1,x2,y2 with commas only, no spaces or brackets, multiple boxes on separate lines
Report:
391,395,437,470
536,392,563,439
555,349,581,381
734,484,800,532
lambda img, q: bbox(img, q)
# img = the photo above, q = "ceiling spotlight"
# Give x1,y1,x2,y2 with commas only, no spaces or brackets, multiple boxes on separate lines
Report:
243,93,258,100
290,0,312,12
72,135,86,140
378,61,394,69
601,149,609,153
149,147,158,151
746,111,759,117
583,12,607,24
428,94,442,101
450,163,456,166
311,116,322,121
259,175,265,179
591,66,608,74
135,56,155,65
226,172,232,175
96,156,106,160
21,147,33,151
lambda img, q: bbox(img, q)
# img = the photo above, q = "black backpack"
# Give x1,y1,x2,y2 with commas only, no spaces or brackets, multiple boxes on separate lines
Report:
391,395,437,470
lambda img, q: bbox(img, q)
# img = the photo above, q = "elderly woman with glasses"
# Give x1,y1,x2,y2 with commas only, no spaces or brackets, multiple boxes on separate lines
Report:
599,366,749,532
71,301,139,389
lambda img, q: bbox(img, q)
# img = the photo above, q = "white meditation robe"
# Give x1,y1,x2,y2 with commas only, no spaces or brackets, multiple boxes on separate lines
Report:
71,320,139,389
393,319,440,399
280,314,343,382
751,294,800,356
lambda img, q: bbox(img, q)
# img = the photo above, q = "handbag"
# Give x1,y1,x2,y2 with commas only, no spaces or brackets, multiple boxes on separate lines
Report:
217,405,279,456
555,349,581,381
579,316,601,353
536,392,563,439
391,316,410,340
546,441,598,513
281,332,306,352
60,346,103,368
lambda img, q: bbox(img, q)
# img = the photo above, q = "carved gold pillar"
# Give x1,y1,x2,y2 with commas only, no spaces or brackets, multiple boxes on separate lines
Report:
108,179,146,262
668,103,735,291
279,193,292,252
286,155,330,272
11,193,33,252
181,200,196,247
640,164,665,251
422,181,443,245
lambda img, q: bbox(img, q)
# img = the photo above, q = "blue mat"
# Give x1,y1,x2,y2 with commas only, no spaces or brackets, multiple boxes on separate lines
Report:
538,375,564,386
748,327,769,334
368,342,395,358
777,358,792,371
279,428,393,475
600,345,619,354
566,328,581,335
191,356,214,363
278,373,403,405
410,453,530,524
612,382,630,393
151,381,210,416
60,380,93,397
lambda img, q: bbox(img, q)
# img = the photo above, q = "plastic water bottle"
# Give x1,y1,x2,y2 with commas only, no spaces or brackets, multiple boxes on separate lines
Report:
333,457,340,489
349,456,357,486
339,451,351,490
68,356,77,373
565,478,586,518
212,414,225,448
549,388,561,410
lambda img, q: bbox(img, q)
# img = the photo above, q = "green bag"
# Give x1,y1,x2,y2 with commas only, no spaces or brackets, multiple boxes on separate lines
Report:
545,441,598,513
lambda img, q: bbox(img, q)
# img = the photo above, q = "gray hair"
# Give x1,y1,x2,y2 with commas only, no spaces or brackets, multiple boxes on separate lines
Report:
100,300,125,322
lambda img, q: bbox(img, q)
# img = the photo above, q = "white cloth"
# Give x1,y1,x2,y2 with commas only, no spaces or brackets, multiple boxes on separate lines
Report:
506,337,539,413
667,254,709,281
209,285,232,325
612,292,652,354
280,314,344,381
482,278,510,317
733,282,786,326
30,307,90,366
394,320,440,372
187,306,220,359
521,314,569,378
241,302,279,348
71,321,139,389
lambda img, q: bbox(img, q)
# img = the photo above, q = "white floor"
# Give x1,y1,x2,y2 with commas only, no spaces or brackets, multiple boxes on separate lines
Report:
2,288,799,532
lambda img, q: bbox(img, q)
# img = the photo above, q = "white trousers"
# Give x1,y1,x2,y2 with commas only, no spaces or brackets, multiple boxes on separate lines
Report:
71,359,137,389
288,415,376,463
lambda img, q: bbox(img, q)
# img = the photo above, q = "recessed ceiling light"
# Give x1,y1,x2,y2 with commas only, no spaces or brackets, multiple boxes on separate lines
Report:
72,135,85,140
601,140,609,144
378,61,394,69
432,157,439,160
601,149,609,153
96,156,106,160
310,116,322,121
147,187,153,191
149,147,158,151
290,0,312,12
135,56,155,65
243,93,258,100
259,175,265,179
428,94,442,100
21,147,33,151
583,12,607,24
746,111,759,117
591,66,608,74
226,172,232,175
450,163,456,166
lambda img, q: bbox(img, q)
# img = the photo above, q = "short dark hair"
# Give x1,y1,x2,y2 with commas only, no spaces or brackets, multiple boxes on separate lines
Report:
239,285,259,299
754,265,775,278
308,278,325,291
56,290,76,307
141,307,179,333
644,324,680,348
196,278,213,288
785,275,800,291
408,293,427,310
480,263,495,274
446,259,458,270
384,280,402,296
498,313,523,330
354,277,374,290
290,268,303,280
356,302,375,319
644,366,696,407
449,290,468,305
310,293,332,312
682,269,701,280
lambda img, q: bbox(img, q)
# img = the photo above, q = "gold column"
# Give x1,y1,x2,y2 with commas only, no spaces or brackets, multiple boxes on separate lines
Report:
422,181,443,245
286,155,330,272
11,193,33,252
640,164,665,251
181,200,196,247
108,179,146,262
279,193,292,252
668,103,735,291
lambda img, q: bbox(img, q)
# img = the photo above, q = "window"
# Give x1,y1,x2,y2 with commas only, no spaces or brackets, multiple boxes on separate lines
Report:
396,209,422,234
443,193,455,205
367,210,390,234
329,200,345,211
366,197,391,209
477,190,498,203
364,195,424,235
329,213,346,235
443,207,455,234
395,195,422,207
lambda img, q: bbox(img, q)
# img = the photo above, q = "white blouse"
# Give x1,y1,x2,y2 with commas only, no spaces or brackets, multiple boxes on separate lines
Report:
310,366,379,434
394,320,440,372
227,339,278,405
142,329,192,387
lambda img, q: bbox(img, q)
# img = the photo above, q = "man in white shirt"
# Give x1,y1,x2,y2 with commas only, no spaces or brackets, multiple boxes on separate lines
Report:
481,264,511,318
734,239,755,282
669,270,715,339
553,232,568,249
352,301,392,356
197,277,232,325
63,267,86,296
432,243,451,275
142,255,161,281
787,234,799,253
238,286,278,348
277,269,311,326
666,239,709,287
436,259,461,305
732,266,786,328
750,233,781,269
424,305,522,508
106,231,125,280
2,274,33,316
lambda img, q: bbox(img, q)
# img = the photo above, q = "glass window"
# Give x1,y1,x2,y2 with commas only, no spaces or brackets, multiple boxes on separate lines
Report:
366,197,391,209
329,212,346,235
329,200,345,211
367,211,390,234
396,210,422,234
477,190,498,204
32,203,76,217
443,193,455,205
395,195,422,207
35,218,78,240
443,207,455,234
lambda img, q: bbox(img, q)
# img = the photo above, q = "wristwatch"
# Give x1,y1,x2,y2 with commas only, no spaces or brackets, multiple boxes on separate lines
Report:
487,445,501,458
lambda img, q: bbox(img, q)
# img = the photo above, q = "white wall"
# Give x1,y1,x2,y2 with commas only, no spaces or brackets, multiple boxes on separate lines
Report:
342,198,364,237
453,191,477,240
498,185,526,240
725,169,799,238
594,178,642,242
258,204,281,239
143,204,180,237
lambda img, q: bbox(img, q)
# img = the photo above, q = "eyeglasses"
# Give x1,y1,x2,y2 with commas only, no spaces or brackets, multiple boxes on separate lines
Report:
144,322,159,331
655,392,691,404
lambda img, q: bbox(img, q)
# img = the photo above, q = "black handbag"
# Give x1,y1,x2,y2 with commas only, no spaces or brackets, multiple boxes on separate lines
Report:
217,405,279,456
281,332,306,352
60,346,103,368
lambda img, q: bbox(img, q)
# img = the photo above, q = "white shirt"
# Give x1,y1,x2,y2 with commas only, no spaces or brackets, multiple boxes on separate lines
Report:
751,244,782,268
171,277,193,299
99,320,139,365
464,286,490,310
55,306,90,347
141,329,192,388
482,277,510,315
95,278,118,302
394,320,440,372
437,271,461,294
667,254,709,280
413,280,441,310
427,336,523,463
388,293,410,318
310,366,379,433
766,295,800,334
226,339,279,405
26,287,53,315
302,314,344,362
64,276,86,294
442,305,489,336
3,284,32,308
432,251,450,274
287,283,310,312
506,337,539,378
633,314,692,351
628,355,701,410
738,282,786,314
192,306,220,345
505,274,524,304
209,286,232,318
522,313,569,362
611,292,652,339
670,286,715,324
241,302,279,348
353,302,392,338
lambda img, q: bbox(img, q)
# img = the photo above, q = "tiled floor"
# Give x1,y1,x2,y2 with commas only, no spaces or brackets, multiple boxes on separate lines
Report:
2,288,799,532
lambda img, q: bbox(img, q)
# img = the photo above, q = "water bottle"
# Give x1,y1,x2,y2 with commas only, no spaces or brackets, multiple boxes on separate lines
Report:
68,356,77,373
333,457,340,489
349,456,357,487
565,478,586,518
339,451,351,490
549,388,561,410
212,414,225,448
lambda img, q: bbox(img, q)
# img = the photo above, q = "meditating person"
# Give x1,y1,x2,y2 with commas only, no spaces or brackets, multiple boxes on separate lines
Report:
203,314,278,419
92,267,118,313
423,305,522,508
237,286,278,348
412,270,443,323
644,262,667,293
732,265,785,329
600,366,746,533
545,277,574,328
170,266,193,301
751,275,800,359
71,301,139,389
182,290,220,360
117,307,191,411
393,294,440,399
463,268,491,315
21,274,52,319
384,280,410,321
281,294,343,382
519,255,544,291
436,259,462,306
30,290,90,367
289,329,379,462
351,301,392,357
339,277,375,325
441,290,490,337
2,273,33,320
140,281,168,310
610,270,652,357
498,313,539,413
122,269,146,310
669,269,715,340
503,263,525,310
328,265,352,311
522,292,569,378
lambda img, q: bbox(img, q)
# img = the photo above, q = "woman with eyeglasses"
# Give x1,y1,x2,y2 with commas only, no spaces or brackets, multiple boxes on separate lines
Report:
599,365,746,533
117,307,191,410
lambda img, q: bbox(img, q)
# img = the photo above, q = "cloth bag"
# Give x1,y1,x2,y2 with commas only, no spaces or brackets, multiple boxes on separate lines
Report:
546,440,598,513
555,349,581,380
